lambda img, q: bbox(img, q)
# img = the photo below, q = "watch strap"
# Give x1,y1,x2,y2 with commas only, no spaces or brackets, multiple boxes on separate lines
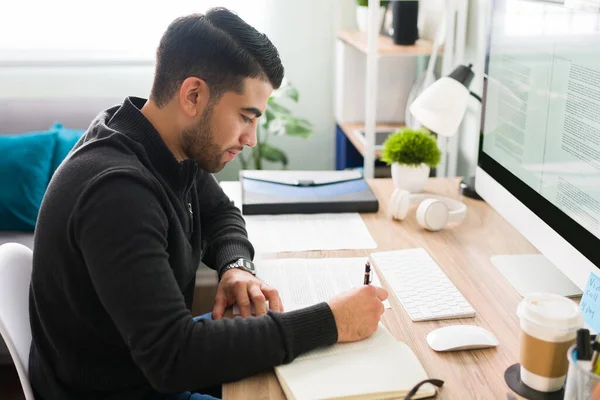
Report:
219,258,255,279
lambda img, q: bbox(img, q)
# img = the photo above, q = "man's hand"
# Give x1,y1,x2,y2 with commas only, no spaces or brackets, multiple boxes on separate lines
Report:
327,285,388,343
212,268,283,319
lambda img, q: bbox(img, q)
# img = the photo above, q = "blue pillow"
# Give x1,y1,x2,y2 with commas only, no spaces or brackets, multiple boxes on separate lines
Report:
0,131,57,231
50,122,85,175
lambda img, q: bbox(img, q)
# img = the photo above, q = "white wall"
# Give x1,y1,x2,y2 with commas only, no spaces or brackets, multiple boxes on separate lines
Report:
0,66,153,100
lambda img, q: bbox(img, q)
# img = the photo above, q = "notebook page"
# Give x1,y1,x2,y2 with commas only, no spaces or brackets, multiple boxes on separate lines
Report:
276,327,435,400
294,323,394,362
256,258,391,311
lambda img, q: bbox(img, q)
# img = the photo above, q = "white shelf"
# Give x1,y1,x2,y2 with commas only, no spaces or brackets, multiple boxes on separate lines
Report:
334,1,468,179
337,30,438,56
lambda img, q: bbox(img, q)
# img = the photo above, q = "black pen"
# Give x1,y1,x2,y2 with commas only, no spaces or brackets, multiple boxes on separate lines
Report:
364,261,371,285
577,329,592,361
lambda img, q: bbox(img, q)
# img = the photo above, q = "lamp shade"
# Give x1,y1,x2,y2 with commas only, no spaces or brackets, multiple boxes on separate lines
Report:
408,76,470,137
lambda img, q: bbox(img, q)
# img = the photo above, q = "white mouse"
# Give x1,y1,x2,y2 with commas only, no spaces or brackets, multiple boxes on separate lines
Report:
426,325,499,352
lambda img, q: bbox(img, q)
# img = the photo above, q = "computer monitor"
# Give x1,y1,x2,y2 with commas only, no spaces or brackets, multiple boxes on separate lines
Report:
475,0,600,296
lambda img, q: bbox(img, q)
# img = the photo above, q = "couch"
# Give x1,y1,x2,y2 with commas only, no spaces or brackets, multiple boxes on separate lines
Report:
0,97,122,248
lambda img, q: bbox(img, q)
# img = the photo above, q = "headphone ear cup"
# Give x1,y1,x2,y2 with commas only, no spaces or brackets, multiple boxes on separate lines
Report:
416,199,449,231
389,189,410,220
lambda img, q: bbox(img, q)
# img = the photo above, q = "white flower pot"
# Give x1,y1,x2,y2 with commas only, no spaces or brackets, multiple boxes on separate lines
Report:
355,6,386,33
391,163,430,193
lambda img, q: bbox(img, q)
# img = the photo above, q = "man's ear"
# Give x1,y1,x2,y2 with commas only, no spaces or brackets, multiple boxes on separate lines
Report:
179,77,210,117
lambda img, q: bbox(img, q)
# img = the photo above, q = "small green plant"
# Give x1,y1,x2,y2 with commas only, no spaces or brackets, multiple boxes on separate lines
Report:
381,128,442,168
355,0,390,7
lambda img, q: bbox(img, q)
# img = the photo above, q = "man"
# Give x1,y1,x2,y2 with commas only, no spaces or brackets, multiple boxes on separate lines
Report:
29,8,388,400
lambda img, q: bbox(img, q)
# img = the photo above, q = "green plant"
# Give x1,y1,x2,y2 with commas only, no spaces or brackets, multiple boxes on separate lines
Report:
355,0,390,7
238,80,313,170
381,128,442,168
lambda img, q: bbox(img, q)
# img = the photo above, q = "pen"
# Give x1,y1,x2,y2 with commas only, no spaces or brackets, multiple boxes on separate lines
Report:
364,260,371,285
577,329,593,371
578,329,592,360
591,336,600,374
593,341,600,375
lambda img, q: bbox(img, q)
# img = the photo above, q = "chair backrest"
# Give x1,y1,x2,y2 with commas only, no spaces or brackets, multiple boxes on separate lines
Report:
0,243,35,400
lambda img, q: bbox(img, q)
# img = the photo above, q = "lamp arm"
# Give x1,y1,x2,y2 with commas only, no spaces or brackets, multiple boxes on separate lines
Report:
469,91,482,103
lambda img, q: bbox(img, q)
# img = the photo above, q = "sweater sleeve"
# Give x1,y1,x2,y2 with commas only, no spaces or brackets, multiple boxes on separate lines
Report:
72,169,338,393
196,172,253,275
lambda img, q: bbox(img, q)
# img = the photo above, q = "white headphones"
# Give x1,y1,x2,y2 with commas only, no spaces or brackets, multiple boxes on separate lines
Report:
388,189,467,231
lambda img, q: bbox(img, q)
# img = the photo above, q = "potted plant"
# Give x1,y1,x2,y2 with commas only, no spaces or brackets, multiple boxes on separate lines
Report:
238,80,313,170
355,0,389,33
381,127,441,193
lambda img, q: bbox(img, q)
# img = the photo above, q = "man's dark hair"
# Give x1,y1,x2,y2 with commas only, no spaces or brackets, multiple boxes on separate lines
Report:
151,8,284,107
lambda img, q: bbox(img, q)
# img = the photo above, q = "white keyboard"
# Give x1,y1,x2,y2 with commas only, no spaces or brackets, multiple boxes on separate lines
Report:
370,248,476,321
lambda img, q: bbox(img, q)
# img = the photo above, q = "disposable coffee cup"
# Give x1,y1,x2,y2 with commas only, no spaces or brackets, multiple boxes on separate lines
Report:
517,292,583,392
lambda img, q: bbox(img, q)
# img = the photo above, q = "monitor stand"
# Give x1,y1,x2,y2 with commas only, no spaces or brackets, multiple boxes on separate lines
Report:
491,254,582,298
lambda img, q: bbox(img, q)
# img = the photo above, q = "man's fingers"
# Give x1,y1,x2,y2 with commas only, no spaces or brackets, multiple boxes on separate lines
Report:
234,281,252,318
212,289,228,320
378,300,385,316
262,284,283,312
248,284,267,316
375,286,389,301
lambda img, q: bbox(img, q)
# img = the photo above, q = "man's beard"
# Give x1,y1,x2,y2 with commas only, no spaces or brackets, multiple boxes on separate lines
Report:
180,104,226,173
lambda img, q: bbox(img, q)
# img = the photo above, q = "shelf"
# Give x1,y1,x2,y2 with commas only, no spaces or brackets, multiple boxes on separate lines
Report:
338,122,404,158
337,30,436,56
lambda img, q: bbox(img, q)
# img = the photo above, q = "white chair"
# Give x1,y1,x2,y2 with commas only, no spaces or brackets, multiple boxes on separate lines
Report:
0,242,35,400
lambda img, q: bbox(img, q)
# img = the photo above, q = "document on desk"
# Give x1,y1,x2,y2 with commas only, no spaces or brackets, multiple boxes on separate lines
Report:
275,323,436,400
220,181,377,252
245,213,377,252
257,257,390,311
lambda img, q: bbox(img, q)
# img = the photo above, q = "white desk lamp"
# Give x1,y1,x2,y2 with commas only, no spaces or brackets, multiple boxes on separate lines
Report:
409,63,482,199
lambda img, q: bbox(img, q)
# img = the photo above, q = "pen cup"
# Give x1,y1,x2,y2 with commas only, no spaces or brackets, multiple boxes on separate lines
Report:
564,345,600,400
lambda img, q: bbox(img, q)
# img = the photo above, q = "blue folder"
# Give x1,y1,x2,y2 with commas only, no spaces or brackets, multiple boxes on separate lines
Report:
240,170,379,215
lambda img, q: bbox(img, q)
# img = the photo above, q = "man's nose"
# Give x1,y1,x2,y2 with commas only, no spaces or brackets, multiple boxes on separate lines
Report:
240,127,258,148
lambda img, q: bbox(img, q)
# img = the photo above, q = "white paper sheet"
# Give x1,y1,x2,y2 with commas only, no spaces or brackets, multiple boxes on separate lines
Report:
245,213,377,252
219,181,377,252
256,257,391,311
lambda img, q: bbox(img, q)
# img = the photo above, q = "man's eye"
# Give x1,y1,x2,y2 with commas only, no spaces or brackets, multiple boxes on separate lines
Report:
241,115,253,124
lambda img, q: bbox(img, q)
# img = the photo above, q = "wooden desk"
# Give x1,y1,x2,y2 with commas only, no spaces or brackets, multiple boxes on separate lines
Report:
223,178,538,399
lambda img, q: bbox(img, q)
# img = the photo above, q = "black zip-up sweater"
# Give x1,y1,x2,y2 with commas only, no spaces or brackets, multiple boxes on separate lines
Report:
29,97,338,400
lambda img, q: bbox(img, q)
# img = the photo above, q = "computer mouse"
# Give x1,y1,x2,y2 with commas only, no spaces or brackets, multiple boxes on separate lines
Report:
426,324,499,352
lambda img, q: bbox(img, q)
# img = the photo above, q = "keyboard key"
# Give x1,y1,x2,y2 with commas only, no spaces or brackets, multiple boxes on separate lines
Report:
450,306,462,314
418,306,434,319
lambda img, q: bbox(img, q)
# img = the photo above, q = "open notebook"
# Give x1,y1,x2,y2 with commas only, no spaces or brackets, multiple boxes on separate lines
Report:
275,324,436,400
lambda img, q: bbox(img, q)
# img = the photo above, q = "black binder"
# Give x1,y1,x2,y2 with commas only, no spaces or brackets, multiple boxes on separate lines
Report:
240,170,379,215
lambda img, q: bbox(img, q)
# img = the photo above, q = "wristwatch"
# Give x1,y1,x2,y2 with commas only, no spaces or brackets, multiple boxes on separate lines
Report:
220,258,256,278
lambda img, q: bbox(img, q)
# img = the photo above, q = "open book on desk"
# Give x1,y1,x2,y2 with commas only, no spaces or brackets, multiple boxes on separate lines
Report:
275,324,436,400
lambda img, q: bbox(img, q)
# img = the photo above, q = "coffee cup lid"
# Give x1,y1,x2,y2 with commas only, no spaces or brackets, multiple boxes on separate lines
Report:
517,292,583,331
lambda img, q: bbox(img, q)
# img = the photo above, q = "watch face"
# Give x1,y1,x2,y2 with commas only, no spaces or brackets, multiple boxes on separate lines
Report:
242,259,255,272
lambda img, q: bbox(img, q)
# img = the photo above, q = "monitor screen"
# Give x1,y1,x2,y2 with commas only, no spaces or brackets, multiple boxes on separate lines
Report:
479,0,600,267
